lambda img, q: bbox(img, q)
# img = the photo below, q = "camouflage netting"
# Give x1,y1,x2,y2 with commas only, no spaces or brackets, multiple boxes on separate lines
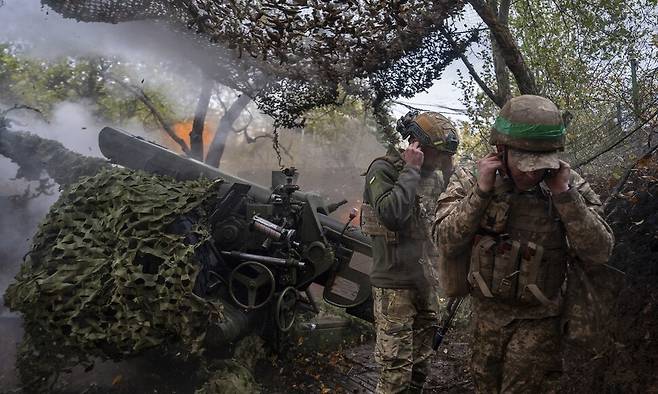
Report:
4,167,224,389
41,0,179,23
40,0,474,128
195,335,265,394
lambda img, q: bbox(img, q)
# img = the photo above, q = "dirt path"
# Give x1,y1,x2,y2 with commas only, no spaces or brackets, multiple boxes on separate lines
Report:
255,333,473,394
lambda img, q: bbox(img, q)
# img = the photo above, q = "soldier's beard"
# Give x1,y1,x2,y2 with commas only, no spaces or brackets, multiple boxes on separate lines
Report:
421,153,451,174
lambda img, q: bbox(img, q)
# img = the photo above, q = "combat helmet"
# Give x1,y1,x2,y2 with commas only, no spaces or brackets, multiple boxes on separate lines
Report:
397,110,459,154
490,95,566,152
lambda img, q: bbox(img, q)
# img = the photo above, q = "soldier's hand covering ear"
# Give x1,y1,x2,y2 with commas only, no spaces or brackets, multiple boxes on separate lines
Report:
545,160,571,194
477,152,503,193
402,141,424,170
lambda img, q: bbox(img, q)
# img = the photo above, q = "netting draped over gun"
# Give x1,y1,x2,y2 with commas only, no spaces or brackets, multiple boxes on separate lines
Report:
432,297,464,350
3,126,377,390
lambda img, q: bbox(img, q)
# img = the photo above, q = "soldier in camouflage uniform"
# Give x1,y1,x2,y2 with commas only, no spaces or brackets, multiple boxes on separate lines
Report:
432,95,615,393
361,111,460,393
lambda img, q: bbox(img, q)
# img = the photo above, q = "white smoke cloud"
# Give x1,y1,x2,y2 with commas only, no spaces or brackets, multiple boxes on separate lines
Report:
0,101,110,316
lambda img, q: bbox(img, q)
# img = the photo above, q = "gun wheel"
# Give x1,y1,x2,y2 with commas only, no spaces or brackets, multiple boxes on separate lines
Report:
275,286,298,332
228,261,276,309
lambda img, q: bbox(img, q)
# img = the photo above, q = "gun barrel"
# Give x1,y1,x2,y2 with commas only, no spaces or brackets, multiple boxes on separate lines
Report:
221,251,305,268
100,127,305,202
98,127,373,258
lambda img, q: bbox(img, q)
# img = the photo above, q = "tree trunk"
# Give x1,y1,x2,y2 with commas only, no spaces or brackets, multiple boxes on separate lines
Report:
0,126,109,186
469,0,538,95
205,94,251,168
489,0,512,104
189,82,213,161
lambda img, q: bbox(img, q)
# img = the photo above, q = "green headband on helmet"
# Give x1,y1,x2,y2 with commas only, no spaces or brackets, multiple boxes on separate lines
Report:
494,116,566,140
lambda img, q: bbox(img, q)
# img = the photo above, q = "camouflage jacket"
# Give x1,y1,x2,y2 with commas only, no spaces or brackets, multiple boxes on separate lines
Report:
432,168,614,325
363,148,446,288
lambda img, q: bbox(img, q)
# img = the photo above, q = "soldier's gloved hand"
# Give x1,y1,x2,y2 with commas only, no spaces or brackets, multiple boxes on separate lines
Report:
545,160,570,194
476,152,503,193
402,141,424,170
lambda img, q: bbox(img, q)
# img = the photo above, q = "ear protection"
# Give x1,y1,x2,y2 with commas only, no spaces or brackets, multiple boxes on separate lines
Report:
396,110,419,141
396,110,433,146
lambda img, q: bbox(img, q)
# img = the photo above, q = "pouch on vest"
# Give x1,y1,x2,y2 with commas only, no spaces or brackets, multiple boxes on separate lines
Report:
468,235,496,299
517,242,557,306
469,235,559,306
438,251,471,297
491,238,521,301
360,203,398,244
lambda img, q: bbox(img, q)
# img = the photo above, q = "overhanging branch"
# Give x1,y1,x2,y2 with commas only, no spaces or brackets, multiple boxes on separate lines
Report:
469,0,539,95
440,27,504,108
107,76,190,154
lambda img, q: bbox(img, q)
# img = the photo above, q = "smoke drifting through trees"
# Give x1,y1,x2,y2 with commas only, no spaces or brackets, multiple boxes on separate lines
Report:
0,0,386,306
0,102,115,316
0,4,387,387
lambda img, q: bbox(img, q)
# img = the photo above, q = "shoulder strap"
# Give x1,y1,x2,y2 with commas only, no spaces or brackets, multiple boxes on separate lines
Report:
362,153,403,176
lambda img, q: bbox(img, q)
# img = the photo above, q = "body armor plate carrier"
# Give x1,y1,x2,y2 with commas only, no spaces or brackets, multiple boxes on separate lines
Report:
469,182,567,307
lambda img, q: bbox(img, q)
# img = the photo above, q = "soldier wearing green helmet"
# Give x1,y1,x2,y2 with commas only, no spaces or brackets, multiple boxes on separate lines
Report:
360,110,459,393
431,95,615,392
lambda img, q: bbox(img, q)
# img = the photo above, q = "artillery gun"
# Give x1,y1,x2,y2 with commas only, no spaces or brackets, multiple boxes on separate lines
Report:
2,125,374,389
98,127,374,344
99,127,372,343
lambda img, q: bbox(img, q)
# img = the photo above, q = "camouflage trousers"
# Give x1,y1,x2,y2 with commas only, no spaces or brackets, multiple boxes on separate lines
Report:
372,286,439,394
471,315,562,393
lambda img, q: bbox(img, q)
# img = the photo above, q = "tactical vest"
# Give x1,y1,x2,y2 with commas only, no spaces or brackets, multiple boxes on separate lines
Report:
468,179,568,307
360,154,443,243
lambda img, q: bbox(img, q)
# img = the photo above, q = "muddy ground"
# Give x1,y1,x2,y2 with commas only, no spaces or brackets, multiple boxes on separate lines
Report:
253,328,473,394
0,285,475,394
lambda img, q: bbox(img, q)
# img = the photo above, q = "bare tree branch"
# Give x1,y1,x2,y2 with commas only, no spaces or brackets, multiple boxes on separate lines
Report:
234,111,254,135
605,143,658,208
244,129,293,159
440,27,504,107
469,0,539,95
1,104,47,120
107,76,190,154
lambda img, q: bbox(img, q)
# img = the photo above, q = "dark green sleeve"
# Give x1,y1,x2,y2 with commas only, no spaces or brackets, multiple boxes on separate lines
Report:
365,160,421,231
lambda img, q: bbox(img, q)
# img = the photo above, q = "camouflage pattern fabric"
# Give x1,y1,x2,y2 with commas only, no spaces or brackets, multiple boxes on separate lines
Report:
417,168,446,224
550,175,615,266
417,168,446,294
432,168,614,392
195,336,265,394
372,287,438,394
471,300,562,393
4,168,224,390
427,166,476,297
364,149,450,393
